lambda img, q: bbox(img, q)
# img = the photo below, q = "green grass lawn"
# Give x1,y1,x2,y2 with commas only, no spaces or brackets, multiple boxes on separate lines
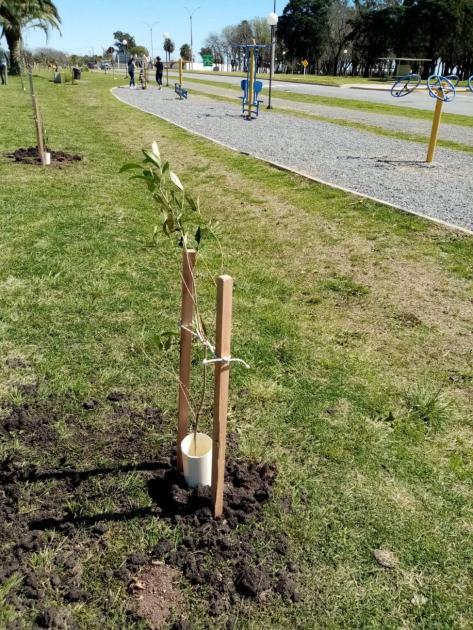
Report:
0,73,472,629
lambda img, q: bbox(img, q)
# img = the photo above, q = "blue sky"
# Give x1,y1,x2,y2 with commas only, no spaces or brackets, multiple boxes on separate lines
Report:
19,0,280,58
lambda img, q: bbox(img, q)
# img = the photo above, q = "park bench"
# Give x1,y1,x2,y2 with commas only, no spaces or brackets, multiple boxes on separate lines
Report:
240,79,264,118
175,83,188,99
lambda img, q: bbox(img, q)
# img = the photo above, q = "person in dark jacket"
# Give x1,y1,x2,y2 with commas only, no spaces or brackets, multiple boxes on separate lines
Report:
128,55,136,88
154,56,164,89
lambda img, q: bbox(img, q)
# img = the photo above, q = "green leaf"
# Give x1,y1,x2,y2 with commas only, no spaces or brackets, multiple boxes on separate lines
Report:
142,149,162,168
151,141,161,159
119,163,143,173
131,175,154,182
186,195,198,212
170,171,184,191
195,226,202,245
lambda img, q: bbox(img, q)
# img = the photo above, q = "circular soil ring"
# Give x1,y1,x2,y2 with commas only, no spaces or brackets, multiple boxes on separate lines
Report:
7,147,82,166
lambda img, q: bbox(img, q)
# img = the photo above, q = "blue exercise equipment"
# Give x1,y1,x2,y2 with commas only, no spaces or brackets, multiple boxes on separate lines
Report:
445,74,460,87
240,78,263,116
175,82,188,100
427,75,456,102
390,72,458,163
391,73,421,97
234,43,267,119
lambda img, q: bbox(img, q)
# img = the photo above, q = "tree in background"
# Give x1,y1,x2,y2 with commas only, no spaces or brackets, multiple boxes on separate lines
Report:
164,38,175,57
199,0,473,78
33,46,68,66
349,2,403,76
324,0,352,75
277,0,332,73
113,31,136,53
0,0,60,74
130,45,149,58
180,43,191,61
163,37,175,67
401,0,466,77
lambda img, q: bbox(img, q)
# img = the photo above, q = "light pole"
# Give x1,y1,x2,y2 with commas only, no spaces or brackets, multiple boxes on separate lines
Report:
184,6,201,71
163,32,171,86
143,21,158,61
342,48,348,76
266,11,278,109
122,39,128,78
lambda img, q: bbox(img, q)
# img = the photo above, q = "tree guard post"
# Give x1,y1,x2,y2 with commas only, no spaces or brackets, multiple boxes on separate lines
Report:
211,275,233,518
177,248,196,471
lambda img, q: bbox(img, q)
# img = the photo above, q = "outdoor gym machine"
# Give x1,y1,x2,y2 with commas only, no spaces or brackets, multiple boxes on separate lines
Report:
175,58,188,100
236,43,267,120
391,73,457,163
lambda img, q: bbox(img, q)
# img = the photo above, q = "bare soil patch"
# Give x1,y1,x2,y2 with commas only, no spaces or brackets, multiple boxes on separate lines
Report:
0,391,297,627
7,146,82,166
131,564,182,630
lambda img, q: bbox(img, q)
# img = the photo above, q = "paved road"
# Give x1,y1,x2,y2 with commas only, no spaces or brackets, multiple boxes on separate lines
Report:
170,71,473,117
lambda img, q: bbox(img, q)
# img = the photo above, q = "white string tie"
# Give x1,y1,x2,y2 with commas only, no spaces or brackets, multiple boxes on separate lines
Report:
202,356,250,369
180,322,250,369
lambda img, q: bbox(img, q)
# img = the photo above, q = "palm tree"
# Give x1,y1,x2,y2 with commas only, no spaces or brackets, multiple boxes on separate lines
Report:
0,0,60,74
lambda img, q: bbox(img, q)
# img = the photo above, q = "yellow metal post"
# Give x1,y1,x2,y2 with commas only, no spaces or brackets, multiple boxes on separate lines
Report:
427,96,443,163
247,48,255,120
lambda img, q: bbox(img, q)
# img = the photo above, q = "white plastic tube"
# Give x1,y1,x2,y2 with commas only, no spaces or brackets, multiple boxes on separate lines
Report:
44,152,51,165
181,432,212,488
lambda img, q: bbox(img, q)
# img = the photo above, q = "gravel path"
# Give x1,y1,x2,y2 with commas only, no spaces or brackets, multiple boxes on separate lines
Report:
180,79,473,147
113,86,473,232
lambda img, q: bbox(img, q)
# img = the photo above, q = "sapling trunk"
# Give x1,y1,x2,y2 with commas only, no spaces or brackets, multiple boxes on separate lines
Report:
193,357,208,455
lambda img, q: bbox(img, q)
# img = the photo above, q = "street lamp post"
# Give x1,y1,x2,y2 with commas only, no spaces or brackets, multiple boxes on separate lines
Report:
122,39,128,78
342,48,348,76
184,6,201,71
143,21,158,61
266,11,278,109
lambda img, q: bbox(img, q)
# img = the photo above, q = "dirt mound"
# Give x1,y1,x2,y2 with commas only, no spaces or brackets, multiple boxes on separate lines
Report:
0,390,298,627
120,459,300,622
7,146,82,166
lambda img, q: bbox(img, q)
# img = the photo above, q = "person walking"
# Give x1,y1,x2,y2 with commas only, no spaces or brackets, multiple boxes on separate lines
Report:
0,46,9,86
128,55,136,88
154,56,164,89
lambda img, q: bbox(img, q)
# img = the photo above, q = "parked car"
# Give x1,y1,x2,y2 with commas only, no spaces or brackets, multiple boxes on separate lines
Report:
100,62,111,71
87,62,98,69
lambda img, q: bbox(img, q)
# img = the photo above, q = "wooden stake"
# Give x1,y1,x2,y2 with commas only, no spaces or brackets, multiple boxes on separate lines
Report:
177,249,196,471
211,275,233,518
427,97,443,163
27,70,46,165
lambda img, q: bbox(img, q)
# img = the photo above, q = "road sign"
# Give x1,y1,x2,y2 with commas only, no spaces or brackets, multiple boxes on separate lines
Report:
202,54,213,67
302,59,309,68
